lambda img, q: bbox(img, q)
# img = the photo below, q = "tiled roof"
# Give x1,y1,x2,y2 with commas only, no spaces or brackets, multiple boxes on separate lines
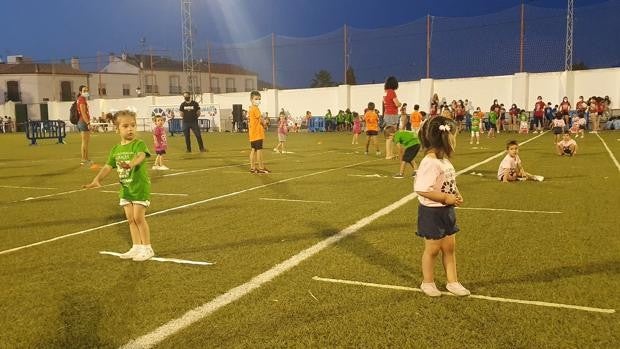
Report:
123,55,257,76
0,63,88,75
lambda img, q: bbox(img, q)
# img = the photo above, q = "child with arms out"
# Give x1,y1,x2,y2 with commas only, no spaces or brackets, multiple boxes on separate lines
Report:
414,116,470,297
498,140,544,182
83,110,154,261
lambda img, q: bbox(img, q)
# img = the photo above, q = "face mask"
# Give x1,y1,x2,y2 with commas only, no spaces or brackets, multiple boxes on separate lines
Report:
82,92,90,98
184,97,190,101
252,100,261,106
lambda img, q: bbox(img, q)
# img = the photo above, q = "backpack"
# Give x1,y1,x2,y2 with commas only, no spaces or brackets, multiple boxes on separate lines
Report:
69,101,79,125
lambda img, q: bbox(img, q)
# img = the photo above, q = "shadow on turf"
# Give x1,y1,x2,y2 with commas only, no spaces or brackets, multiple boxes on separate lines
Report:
467,260,619,289
0,166,78,180
0,216,122,232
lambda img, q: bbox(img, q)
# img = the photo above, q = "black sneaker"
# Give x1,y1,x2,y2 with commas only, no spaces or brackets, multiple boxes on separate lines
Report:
250,168,257,173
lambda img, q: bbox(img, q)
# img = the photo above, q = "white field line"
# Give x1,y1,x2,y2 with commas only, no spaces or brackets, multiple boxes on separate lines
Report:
0,159,378,257
0,185,57,190
259,198,332,204
312,276,615,314
120,132,549,349
595,133,620,172
456,207,562,214
100,190,189,197
99,251,214,266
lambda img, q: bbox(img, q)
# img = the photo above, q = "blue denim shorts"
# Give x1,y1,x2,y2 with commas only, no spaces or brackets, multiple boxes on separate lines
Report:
77,120,89,132
416,204,459,240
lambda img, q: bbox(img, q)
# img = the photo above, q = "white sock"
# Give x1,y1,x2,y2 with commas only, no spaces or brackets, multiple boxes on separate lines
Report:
144,244,152,250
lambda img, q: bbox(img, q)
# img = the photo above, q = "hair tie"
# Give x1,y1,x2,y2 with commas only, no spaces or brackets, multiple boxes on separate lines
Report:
439,124,451,132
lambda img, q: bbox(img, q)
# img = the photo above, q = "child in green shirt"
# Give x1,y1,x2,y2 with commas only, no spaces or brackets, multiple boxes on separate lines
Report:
385,126,421,178
487,111,498,138
84,110,154,262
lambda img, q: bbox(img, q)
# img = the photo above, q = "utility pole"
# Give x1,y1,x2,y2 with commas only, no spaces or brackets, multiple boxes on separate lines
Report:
181,0,197,99
565,0,574,71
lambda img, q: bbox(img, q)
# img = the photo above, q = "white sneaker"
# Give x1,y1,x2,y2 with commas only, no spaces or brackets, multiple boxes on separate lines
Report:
533,175,544,182
133,247,154,261
446,282,470,296
152,165,161,170
158,165,170,170
119,246,140,259
420,282,442,297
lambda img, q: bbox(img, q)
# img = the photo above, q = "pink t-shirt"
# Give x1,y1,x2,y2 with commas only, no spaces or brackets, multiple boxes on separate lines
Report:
414,155,458,207
153,126,167,152
497,154,521,180
557,139,577,148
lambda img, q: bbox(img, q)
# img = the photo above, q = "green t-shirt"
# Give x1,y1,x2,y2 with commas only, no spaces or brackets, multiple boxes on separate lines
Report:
519,113,528,122
106,139,151,201
489,112,498,124
392,130,420,149
471,117,481,132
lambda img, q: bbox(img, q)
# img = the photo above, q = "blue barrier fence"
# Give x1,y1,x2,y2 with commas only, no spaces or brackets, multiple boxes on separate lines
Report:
25,120,66,145
168,118,211,135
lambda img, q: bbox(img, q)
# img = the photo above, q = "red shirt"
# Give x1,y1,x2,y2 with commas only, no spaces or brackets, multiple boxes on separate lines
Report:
383,89,398,115
534,101,545,117
560,101,571,112
77,96,90,122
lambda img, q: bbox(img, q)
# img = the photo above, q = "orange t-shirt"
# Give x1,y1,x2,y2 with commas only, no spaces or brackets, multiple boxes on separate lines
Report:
248,105,264,142
364,110,379,131
410,111,422,128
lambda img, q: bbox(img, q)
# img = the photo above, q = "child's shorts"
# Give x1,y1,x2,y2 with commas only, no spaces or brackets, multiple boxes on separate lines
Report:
489,123,497,129
366,130,378,136
278,133,287,142
553,126,563,135
563,147,573,155
119,198,150,207
250,139,264,150
156,149,166,155
402,144,421,163
416,204,459,240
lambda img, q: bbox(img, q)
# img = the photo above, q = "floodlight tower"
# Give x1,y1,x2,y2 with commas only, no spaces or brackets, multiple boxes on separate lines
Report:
564,0,574,71
182,0,198,98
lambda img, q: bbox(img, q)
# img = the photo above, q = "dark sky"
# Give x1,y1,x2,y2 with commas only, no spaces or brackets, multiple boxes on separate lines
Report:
2,0,608,62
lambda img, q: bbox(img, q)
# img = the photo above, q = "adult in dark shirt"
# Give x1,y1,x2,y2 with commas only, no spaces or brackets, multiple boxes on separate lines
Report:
180,92,205,152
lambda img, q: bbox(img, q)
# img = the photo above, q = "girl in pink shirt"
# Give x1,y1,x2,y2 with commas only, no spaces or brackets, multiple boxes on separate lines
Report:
413,116,469,297
152,115,169,170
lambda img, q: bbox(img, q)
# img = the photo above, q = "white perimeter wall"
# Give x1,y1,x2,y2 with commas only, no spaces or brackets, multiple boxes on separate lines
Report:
5,67,618,127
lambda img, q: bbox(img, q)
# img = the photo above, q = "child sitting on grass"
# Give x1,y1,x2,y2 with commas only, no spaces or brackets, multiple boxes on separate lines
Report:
556,131,578,156
497,140,544,182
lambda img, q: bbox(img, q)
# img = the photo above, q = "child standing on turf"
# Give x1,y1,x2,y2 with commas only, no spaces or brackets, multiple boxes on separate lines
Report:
364,102,381,156
551,113,566,144
248,90,270,173
497,140,543,182
414,116,469,297
152,115,169,170
385,126,421,178
352,112,361,144
470,107,482,144
273,111,288,154
487,109,498,138
83,110,154,261
556,131,578,156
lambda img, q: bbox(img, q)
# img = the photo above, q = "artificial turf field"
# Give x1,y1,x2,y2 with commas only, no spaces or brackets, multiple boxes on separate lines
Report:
0,128,618,348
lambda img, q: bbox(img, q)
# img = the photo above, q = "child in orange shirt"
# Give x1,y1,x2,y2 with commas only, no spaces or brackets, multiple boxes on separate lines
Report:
364,102,381,156
248,91,270,173
410,104,423,134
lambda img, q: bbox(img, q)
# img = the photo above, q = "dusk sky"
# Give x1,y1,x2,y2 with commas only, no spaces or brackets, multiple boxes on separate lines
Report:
2,0,610,63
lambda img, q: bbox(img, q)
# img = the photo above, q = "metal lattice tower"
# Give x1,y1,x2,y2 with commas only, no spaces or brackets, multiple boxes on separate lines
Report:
564,0,574,71
181,0,197,97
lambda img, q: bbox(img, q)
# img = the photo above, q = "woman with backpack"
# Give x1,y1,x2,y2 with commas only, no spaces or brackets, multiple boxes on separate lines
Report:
76,85,92,166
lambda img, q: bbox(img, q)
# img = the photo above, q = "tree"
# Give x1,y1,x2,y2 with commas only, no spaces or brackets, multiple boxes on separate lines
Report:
310,70,336,88
345,66,357,85
571,61,588,71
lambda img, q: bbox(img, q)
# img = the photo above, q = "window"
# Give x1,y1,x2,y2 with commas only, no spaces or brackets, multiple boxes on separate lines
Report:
98,84,107,96
210,78,220,93
169,76,181,94
226,78,236,93
6,81,21,102
187,76,200,94
144,75,158,94
60,81,73,101
245,79,254,92
122,84,131,96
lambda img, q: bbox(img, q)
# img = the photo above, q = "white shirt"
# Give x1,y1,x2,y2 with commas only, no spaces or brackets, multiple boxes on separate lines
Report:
414,155,458,207
497,154,521,180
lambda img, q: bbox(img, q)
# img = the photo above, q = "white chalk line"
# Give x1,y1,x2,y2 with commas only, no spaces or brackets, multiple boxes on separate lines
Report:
312,276,615,314
119,132,549,349
0,159,379,257
99,251,214,266
100,190,189,197
0,185,57,190
259,198,332,204
456,207,562,214
595,133,620,172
